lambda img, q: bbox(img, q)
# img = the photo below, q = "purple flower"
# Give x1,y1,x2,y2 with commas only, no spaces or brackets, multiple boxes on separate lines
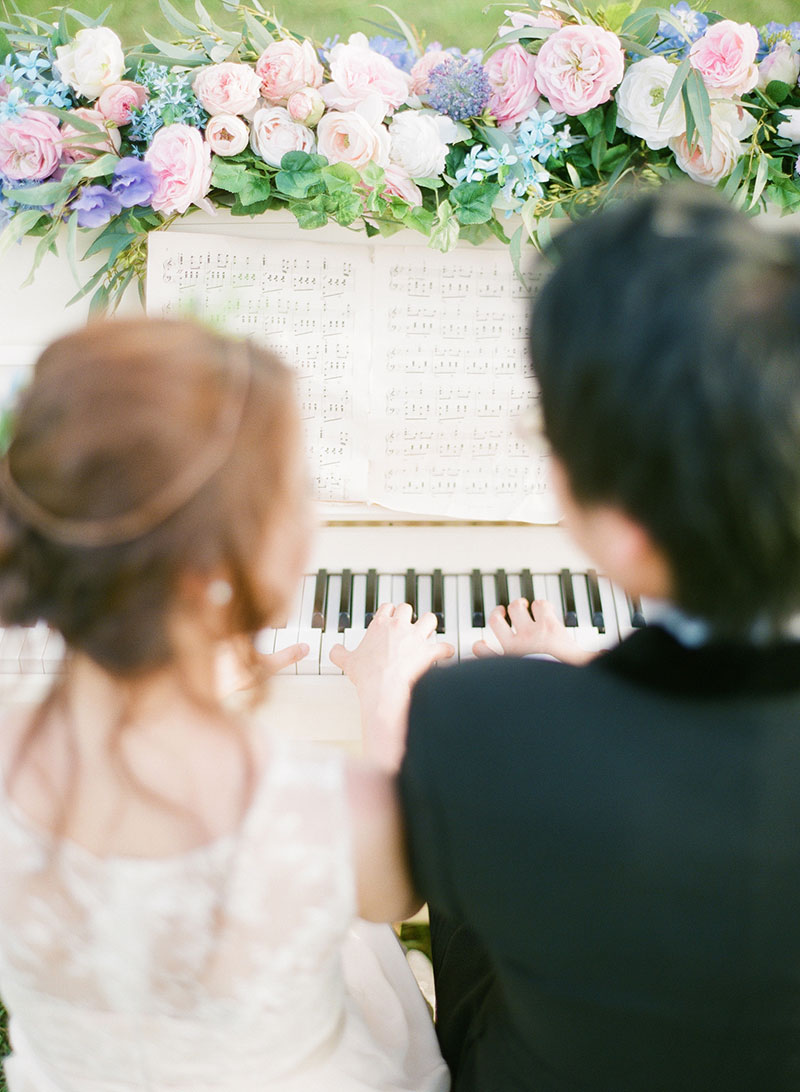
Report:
72,185,122,228
426,57,491,122
111,156,156,208
368,35,417,72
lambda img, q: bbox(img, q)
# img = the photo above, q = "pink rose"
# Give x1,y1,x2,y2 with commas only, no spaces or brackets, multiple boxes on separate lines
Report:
0,110,62,181
757,41,800,92
61,107,121,162
535,24,625,116
317,102,391,170
485,44,540,130
382,162,423,207
249,106,315,167
688,20,759,97
205,113,250,156
322,32,409,114
192,62,261,117
668,102,745,185
96,81,148,125
144,123,212,215
408,50,452,96
287,86,325,126
255,39,323,104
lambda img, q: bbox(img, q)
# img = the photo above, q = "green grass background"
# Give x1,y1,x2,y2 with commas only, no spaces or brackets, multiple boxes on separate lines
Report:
1,0,798,1082
6,0,800,49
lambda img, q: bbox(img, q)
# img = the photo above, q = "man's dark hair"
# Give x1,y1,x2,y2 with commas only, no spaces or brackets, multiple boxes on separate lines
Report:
529,184,800,636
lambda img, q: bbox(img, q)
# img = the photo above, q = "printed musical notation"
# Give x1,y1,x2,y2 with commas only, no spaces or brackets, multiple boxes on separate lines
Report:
146,231,557,522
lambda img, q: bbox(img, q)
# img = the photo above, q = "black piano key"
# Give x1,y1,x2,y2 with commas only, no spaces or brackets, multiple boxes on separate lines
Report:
470,568,485,628
495,568,510,611
628,593,647,628
364,567,378,626
586,568,605,632
520,567,534,604
405,568,417,622
312,568,327,629
432,568,445,633
338,568,352,632
559,568,579,627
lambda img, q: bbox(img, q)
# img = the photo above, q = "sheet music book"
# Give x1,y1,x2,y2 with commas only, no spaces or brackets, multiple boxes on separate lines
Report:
146,231,559,523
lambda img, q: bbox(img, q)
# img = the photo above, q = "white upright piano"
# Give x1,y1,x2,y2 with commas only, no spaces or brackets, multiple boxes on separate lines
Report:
0,212,648,744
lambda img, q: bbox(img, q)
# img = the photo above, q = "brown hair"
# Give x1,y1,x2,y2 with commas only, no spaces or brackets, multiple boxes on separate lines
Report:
0,317,299,833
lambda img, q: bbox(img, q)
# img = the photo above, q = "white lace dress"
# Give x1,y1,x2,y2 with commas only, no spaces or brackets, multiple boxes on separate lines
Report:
0,736,449,1092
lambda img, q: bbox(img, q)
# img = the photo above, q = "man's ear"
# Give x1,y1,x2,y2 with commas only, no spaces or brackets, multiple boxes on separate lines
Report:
550,457,673,601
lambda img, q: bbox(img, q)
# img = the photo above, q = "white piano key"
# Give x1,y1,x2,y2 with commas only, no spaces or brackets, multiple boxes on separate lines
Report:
597,576,621,648
392,574,406,606
297,574,323,675
611,581,636,641
456,574,483,661
416,573,432,618
481,572,503,654
0,627,26,673
42,629,66,674
377,572,394,609
438,574,460,665
273,580,306,675
507,573,522,604
254,627,276,655
320,573,343,675
19,621,49,674
343,573,367,651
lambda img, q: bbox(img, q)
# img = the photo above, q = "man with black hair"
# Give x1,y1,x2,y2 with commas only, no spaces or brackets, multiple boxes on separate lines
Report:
398,186,800,1091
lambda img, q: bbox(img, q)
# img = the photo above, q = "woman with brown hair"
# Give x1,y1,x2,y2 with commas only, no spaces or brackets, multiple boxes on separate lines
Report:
0,318,450,1092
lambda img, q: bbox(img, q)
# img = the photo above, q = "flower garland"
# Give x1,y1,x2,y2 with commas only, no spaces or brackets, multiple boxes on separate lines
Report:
0,0,799,310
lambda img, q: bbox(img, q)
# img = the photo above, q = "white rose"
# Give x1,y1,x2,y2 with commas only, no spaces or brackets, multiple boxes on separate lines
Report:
250,106,315,167
668,101,745,185
777,107,800,144
389,109,453,178
615,57,685,150
55,27,125,100
757,42,800,91
205,113,250,156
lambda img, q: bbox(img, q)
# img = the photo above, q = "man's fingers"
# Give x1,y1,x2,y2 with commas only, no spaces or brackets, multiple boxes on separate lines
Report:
472,639,499,659
265,642,310,674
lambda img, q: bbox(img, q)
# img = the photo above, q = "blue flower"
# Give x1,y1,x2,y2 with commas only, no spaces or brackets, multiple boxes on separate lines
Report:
368,35,417,72
71,185,122,229
0,87,28,122
12,50,50,82
454,145,487,183
30,79,73,109
426,57,491,122
654,2,708,58
111,158,156,208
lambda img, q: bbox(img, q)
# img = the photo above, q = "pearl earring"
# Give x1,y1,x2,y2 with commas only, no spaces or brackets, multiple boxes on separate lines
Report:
207,578,233,607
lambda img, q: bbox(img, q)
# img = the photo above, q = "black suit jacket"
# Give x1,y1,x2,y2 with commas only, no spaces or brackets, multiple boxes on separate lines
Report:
398,626,800,1092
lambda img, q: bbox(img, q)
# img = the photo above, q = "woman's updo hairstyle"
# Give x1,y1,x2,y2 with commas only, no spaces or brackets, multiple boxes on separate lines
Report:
0,317,297,676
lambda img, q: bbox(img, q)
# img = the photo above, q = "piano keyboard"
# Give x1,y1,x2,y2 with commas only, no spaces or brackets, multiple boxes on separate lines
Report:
0,525,649,745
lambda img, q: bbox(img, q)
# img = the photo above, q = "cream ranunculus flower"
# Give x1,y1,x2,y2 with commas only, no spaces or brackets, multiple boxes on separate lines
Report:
54,27,126,100
615,57,686,150
668,100,747,185
388,109,457,178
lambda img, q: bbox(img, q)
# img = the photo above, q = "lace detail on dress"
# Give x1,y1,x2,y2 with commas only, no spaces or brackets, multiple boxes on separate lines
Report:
0,736,359,1088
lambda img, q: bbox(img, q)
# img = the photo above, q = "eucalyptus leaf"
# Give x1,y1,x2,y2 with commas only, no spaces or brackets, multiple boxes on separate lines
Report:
750,153,769,209
0,208,47,258
620,9,660,46
159,0,202,38
372,5,421,58
659,55,690,124
683,68,711,157
144,31,204,61
244,11,274,52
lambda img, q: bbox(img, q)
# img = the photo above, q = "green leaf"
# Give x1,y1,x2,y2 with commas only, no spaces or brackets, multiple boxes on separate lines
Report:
721,156,746,199
78,153,120,180
158,0,200,37
620,8,660,46
211,156,249,193
144,32,203,61
289,198,328,230
402,204,435,235
274,151,326,198
484,24,555,57
231,195,272,215
565,161,582,188
616,35,654,57
603,101,618,143
750,152,769,209
372,5,421,59
683,68,712,157
0,209,47,257
509,222,528,289
0,25,13,62
329,189,362,226
766,80,792,105
579,106,605,139
38,105,106,132
659,55,690,124
361,162,386,189
321,162,360,193
4,178,69,206
64,211,82,288
412,176,444,190
236,172,272,207
590,132,607,173
603,2,632,32
450,180,500,224
244,11,274,52
429,199,459,251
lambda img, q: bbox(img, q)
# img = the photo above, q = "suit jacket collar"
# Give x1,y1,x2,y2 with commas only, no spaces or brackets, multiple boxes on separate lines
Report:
598,624,800,699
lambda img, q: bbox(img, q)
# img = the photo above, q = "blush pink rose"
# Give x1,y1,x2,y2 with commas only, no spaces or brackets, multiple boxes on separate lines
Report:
192,62,261,117
485,44,540,130
61,107,121,162
382,162,423,206
144,123,213,215
255,40,323,104
535,24,625,116
96,81,148,125
317,104,391,170
756,41,800,92
249,106,315,167
688,20,759,97
408,50,452,96
668,102,745,184
287,86,325,126
322,32,409,114
0,110,62,181
205,113,250,156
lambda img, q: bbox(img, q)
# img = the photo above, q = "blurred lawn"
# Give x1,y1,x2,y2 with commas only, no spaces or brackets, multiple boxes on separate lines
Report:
6,0,800,49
